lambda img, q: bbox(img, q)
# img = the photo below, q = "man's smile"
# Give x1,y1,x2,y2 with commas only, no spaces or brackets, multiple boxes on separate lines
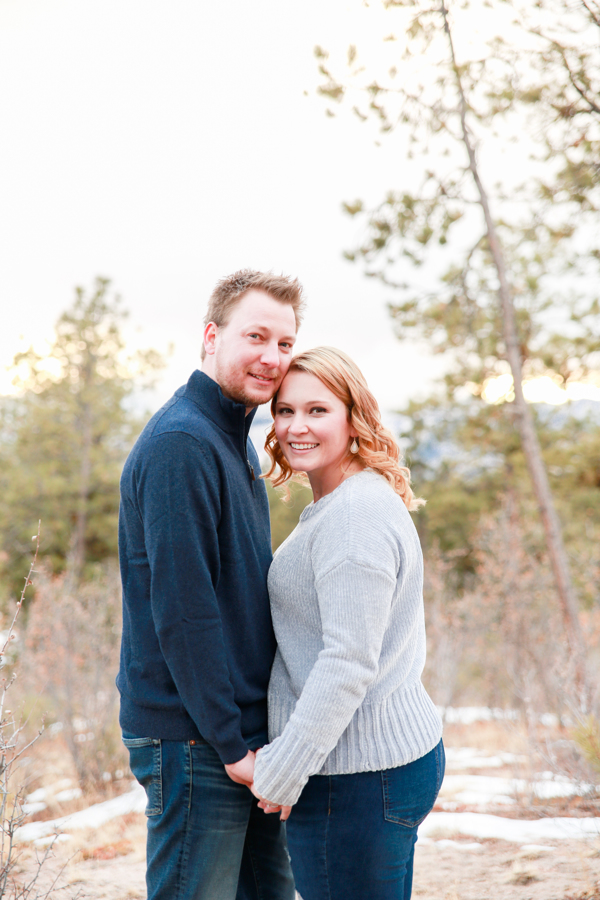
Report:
248,372,275,383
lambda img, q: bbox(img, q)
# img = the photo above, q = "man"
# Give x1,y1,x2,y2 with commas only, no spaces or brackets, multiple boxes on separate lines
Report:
117,270,304,900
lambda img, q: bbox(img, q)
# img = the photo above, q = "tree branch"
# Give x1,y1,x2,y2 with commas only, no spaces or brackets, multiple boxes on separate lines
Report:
440,0,589,703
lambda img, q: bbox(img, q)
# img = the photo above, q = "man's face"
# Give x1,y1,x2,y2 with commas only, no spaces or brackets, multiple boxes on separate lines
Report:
204,290,298,409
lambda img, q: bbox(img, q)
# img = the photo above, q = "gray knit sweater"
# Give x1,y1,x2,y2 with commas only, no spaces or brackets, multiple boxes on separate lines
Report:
252,469,443,807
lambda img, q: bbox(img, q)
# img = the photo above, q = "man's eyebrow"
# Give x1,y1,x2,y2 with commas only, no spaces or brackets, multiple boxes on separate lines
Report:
243,323,296,339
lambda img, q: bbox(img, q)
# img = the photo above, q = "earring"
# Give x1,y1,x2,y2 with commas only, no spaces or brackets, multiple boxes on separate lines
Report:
350,438,359,454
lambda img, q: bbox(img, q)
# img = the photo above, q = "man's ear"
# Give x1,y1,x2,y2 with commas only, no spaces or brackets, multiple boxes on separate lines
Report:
203,322,218,357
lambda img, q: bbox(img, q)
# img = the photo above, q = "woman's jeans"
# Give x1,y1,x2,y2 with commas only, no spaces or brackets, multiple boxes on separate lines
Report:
286,739,445,900
123,733,296,900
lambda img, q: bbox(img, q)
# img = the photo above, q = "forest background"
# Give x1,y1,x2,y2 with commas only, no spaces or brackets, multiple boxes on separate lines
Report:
0,0,599,812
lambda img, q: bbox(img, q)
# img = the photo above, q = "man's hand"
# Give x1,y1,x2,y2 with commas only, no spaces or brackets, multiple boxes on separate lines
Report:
224,750,255,787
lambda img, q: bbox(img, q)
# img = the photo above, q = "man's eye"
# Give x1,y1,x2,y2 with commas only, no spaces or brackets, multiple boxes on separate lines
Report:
249,333,261,340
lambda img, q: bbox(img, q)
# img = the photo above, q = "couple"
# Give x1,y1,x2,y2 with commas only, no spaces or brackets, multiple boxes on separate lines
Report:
117,270,444,900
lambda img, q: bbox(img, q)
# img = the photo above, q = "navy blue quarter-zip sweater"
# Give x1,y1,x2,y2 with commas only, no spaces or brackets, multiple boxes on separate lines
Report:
117,370,275,765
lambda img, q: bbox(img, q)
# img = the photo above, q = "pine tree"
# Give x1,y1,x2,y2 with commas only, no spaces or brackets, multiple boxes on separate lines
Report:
314,0,599,699
0,278,166,599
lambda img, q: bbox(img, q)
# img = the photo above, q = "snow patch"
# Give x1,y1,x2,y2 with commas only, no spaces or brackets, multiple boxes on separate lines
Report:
440,772,597,806
445,747,526,770
21,801,47,816
54,788,83,803
15,782,146,844
421,812,600,843
439,706,519,725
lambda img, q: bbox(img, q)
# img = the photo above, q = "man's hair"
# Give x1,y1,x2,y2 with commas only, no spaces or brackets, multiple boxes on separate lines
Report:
201,269,305,359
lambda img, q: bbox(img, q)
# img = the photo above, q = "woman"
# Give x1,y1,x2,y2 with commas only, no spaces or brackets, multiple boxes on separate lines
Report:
252,347,444,900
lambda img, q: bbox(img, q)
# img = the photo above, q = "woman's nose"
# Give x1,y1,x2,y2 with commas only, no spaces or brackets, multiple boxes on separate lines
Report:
288,417,308,434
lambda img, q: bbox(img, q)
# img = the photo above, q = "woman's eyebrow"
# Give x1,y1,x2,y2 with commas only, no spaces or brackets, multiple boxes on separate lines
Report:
277,397,330,404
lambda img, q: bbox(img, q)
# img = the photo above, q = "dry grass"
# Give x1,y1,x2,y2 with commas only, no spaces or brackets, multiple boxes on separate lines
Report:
441,718,530,755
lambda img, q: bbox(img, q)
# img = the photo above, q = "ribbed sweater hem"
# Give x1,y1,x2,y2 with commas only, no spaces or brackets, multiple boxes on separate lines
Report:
254,680,443,806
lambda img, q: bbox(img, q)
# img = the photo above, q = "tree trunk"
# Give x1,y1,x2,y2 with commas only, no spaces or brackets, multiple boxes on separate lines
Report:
72,359,94,579
441,1,588,704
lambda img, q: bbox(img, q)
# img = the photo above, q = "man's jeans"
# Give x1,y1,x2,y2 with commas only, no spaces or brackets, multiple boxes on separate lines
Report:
286,739,445,900
123,733,296,900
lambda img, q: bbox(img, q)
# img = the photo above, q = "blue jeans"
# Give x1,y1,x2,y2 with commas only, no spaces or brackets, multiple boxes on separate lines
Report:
286,740,445,900
123,733,296,900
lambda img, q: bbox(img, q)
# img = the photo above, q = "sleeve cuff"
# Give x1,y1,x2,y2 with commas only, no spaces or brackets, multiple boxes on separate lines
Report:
215,734,251,766
252,722,328,807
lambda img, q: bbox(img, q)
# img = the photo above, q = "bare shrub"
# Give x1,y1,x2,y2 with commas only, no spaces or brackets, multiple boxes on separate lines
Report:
19,562,126,794
0,525,75,898
422,549,470,710
571,716,600,778
423,498,600,782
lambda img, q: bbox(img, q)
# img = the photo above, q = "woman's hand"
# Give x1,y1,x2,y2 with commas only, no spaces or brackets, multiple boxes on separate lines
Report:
256,797,292,821
250,773,292,820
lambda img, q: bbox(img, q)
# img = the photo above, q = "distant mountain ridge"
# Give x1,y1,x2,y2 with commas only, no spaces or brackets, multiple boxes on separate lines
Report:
249,399,600,470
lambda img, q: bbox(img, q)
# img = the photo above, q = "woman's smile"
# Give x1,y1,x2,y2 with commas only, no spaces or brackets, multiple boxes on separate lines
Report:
288,441,319,451
274,369,361,501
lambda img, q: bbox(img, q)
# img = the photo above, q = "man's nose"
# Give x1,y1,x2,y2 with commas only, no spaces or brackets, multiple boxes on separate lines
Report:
259,341,281,369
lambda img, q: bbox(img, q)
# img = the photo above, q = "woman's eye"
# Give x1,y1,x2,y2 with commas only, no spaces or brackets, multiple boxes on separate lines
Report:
310,407,327,414
277,407,293,415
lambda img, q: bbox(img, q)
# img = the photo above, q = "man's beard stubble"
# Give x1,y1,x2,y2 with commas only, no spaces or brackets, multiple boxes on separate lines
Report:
214,357,279,409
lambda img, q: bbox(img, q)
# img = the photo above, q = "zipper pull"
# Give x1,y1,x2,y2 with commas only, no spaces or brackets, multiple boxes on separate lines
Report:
247,461,255,481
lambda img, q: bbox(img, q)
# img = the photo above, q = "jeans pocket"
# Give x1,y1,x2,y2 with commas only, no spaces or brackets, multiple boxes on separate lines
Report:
123,736,163,816
381,740,445,828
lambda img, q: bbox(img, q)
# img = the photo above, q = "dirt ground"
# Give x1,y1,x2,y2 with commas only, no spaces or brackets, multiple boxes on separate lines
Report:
413,836,600,899
14,821,600,900
12,721,600,899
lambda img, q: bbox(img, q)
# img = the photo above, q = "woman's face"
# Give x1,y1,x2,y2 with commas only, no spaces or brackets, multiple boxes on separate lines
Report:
274,369,356,481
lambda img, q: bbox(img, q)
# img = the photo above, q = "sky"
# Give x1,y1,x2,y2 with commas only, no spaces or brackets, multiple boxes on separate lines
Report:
0,0,449,412
2,0,598,419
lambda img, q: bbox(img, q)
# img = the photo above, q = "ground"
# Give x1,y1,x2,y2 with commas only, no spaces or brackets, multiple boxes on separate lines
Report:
11,719,600,899
14,822,600,899
414,837,600,899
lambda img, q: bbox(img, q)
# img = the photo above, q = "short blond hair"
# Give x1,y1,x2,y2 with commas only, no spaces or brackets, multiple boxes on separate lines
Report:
264,346,424,511
201,269,305,360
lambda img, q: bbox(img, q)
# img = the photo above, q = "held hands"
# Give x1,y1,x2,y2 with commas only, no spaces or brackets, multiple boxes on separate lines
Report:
224,749,292,821
250,749,293,821
251,782,292,821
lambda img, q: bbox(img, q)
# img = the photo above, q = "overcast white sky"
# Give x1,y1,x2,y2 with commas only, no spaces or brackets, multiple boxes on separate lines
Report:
0,0,450,412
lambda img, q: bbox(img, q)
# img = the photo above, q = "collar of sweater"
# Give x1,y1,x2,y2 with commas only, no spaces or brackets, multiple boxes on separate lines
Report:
182,369,257,441
300,469,380,521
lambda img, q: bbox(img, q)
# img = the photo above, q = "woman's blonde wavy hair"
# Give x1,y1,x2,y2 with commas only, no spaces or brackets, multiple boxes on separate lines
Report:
264,346,424,511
